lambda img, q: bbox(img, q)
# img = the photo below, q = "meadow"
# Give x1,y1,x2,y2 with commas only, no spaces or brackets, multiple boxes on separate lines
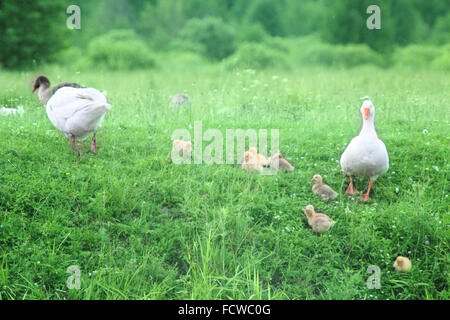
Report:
0,64,448,299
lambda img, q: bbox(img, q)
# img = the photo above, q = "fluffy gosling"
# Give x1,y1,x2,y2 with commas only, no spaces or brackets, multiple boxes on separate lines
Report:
171,93,190,108
303,204,334,234
269,153,294,172
311,174,338,200
393,256,411,272
242,147,269,172
172,139,192,158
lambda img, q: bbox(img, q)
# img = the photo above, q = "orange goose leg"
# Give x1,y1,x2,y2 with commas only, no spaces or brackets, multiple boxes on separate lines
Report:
361,180,374,202
70,135,80,154
91,133,97,154
345,176,357,195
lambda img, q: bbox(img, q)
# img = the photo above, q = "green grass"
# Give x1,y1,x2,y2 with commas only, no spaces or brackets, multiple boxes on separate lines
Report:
0,65,448,300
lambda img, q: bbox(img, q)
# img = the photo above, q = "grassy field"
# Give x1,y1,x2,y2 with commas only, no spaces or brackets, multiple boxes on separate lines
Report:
0,65,448,299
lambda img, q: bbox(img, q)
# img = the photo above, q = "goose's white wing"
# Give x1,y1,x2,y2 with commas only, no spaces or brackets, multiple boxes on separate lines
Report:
46,87,111,140
340,135,389,179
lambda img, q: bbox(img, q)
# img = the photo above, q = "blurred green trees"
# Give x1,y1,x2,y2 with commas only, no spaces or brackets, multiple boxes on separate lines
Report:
0,0,448,69
246,0,284,36
84,29,155,70
224,42,288,69
0,0,67,68
321,0,429,53
431,13,450,45
178,17,236,60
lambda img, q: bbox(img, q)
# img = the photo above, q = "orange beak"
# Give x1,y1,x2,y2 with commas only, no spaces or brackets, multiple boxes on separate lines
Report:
363,108,370,119
32,86,36,93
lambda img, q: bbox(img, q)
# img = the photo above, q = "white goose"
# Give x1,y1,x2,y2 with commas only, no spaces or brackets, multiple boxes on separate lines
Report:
32,75,111,153
340,100,389,201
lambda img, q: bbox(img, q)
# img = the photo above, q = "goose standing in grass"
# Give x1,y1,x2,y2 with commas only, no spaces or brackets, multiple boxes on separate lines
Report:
32,75,111,154
340,100,389,201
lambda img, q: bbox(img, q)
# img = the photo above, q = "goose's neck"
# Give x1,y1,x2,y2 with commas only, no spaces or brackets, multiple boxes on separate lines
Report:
38,85,50,104
360,118,377,137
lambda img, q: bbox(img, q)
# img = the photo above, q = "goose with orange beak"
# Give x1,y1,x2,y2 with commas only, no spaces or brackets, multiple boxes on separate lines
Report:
340,100,389,201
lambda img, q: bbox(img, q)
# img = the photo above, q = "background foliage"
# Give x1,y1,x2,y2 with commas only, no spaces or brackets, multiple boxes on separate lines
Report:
0,0,448,70
0,0,67,69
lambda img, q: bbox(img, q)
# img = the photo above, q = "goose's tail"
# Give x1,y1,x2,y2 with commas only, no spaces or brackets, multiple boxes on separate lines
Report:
77,88,112,121
65,99,112,140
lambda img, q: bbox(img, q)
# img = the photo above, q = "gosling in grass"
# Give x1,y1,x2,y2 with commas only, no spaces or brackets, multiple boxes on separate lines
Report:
302,204,334,234
242,147,269,172
269,153,295,172
172,139,192,158
393,256,411,272
171,93,190,108
311,174,338,200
